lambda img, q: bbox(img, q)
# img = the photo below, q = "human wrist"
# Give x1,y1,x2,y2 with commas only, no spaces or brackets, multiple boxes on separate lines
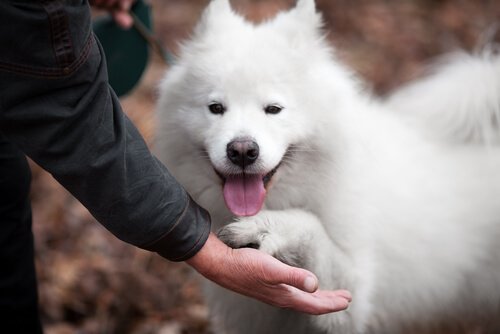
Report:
186,233,230,279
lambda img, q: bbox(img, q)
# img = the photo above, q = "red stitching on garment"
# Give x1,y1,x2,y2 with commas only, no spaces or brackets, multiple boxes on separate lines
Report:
0,34,94,78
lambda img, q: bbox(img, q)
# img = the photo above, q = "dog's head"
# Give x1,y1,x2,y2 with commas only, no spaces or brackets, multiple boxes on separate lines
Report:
157,0,348,216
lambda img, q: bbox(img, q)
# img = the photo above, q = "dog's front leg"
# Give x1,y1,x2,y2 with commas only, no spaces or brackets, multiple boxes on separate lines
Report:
218,209,373,333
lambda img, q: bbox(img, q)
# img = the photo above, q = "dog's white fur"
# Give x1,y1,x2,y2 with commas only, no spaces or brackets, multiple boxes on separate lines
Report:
155,0,500,333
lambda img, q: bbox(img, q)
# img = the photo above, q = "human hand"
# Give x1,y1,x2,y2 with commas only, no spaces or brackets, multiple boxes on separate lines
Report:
186,233,352,315
90,0,134,29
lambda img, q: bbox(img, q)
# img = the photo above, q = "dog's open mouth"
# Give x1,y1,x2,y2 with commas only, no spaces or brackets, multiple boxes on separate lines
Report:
215,165,279,217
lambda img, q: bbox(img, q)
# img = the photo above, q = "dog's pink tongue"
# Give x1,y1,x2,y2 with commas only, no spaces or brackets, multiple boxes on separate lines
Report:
223,174,266,216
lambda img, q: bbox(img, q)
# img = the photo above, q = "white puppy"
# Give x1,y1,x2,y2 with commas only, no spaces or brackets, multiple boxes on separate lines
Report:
155,0,500,333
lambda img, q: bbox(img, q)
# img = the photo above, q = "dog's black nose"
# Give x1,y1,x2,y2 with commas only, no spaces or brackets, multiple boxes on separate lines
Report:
226,138,259,168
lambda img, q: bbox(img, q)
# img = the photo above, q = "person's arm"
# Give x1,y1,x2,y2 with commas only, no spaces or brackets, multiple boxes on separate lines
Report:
0,0,208,261
187,233,352,314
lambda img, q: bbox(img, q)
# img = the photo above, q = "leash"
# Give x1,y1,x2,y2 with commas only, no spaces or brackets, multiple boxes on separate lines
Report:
130,10,175,66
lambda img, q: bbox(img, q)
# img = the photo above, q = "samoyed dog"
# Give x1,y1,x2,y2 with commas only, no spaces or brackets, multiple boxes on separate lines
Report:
155,0,500,333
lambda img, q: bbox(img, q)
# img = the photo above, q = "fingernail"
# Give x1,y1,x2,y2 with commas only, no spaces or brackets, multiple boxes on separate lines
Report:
304,276,317,292
340,290,353,302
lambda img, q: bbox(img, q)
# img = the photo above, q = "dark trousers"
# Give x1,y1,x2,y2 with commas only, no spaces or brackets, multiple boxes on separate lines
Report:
0,135,43,334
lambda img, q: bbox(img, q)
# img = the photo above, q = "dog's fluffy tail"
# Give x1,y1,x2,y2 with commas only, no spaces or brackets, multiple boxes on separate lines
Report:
385,48,500,145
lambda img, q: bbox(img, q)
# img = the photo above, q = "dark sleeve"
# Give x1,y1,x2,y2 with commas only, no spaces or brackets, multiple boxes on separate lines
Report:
0,1,210,261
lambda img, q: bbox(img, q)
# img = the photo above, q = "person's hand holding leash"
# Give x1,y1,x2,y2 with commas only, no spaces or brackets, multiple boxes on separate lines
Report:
90,0,134,29
187,233,352,315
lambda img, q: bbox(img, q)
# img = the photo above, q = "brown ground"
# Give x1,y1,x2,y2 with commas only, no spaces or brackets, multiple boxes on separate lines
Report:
32,1,499,333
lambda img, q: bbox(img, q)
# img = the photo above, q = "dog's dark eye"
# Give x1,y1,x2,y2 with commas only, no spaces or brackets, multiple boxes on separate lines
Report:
208,103,226,115
264,104,283,115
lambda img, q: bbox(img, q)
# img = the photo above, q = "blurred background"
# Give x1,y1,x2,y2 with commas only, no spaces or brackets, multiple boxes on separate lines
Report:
32,0,499,333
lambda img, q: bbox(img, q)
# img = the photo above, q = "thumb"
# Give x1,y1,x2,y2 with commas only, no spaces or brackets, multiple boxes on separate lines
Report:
287,268,319,293
263,257,319,293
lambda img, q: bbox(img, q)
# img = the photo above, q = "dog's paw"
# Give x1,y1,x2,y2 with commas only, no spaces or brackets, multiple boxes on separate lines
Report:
217,210,319,267
217,215,275,253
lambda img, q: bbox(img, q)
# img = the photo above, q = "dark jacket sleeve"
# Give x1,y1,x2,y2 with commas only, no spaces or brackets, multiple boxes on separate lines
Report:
0,1,210,261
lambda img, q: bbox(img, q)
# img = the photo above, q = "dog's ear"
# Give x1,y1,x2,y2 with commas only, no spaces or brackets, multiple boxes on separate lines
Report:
193,0,242,36
205,0,232,15
289,0,322,31
293,0,317,20
270,0,323,44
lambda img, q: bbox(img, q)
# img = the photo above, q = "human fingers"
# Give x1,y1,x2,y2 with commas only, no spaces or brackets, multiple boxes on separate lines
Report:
240,251,352,313
111,10,133,29
110,0,134,29
258,253,320,293
187,234,352,315
90,0,134,29
268,284,352,315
